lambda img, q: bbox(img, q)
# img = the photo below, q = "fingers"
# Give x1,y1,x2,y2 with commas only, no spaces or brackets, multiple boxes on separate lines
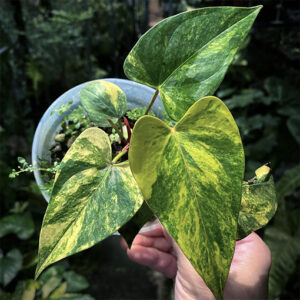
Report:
120,225,177,278
138,223,165,237
127,244,177,278
232,232,271,271
120,223,171,252
120,234,172,253
133,234,173,252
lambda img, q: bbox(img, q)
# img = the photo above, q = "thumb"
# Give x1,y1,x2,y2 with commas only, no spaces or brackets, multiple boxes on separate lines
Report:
161,225,215,299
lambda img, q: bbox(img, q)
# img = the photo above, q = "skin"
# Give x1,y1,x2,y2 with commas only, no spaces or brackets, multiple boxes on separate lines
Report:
121,222,271,300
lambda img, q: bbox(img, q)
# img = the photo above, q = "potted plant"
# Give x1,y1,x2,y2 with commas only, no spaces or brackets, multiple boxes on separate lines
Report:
14,6,277,300
31,79,165,202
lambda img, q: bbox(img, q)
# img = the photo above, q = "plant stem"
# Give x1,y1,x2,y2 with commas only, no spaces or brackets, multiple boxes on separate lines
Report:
145,89,159,115
118,119,123,133
107,118,125,142
112,148,128,164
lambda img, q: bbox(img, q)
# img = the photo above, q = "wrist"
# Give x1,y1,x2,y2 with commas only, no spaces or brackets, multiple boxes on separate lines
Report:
175,272,215,300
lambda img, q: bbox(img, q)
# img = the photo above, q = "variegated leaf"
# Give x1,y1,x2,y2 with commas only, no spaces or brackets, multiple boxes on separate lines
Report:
237,166,277,240
79,80,127,126
36,128,143,278
129,96,244,300
124,6,261,121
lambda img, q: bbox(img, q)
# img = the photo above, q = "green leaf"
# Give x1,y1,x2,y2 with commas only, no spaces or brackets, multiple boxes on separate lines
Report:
79,80,127,127
22,251,38,270
49,282,67,299
37,265,66,298
275,165,300,203
36,128,144,278
124,6,261,120
224,93,254,110
63,271,89,293
0,288,12,300
129,96,244,300
0,249,23,286
287,115,300,144
21,280,38,300
55,293,94,300
264,77,299,104
237,177,277,240
12,280,39,300
41,276,62,299
0,212,34,240
224,89,267,110
38,264,65,281
264,210,300,300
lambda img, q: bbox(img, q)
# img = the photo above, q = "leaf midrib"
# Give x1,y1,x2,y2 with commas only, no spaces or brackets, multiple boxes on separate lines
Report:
82,89,122,118
170,129,210,253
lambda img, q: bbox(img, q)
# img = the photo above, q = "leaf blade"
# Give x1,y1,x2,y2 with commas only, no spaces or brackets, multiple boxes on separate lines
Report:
124,6,261,120
0,249,23,286
237,177,277,240
36,128,144,278
0,212,34,240
129,96,244,300
80,80,127,126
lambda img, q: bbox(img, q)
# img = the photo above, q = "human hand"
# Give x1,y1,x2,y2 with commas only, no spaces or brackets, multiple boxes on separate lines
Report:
120,222,271,300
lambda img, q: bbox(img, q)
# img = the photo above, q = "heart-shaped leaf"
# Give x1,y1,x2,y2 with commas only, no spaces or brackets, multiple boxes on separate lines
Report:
36,128,143,278
0,248,23,286
287,115,300,144
79,80,127,126
63,271,89,293
124,6,261,121
0,212,34,240
13,280,40,300
237,167,277,239
275,164,300,204
129,96,244,300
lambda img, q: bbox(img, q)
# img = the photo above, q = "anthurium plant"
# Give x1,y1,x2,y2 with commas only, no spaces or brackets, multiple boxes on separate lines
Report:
34,6,277,300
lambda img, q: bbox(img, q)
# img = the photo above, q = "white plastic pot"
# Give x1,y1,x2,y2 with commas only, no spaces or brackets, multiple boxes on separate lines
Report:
32,78,163,202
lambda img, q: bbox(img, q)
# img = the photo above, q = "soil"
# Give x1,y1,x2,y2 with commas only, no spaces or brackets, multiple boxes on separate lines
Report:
50,119,131,165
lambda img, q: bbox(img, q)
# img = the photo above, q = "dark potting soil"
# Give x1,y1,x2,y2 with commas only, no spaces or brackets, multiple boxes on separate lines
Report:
49,119,131,166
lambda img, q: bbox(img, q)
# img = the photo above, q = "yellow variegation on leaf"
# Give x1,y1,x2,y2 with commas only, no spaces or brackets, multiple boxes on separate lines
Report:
129,96,245,300
237,165,277,239
35,128,143,278
124,6,262,121
80,80,127,127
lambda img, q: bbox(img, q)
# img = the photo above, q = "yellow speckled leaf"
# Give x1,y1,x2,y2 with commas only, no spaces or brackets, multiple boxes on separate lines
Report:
129,96,244,300
237,166,277,239
124,6,261,120
36,128,143,278
80,80,127,127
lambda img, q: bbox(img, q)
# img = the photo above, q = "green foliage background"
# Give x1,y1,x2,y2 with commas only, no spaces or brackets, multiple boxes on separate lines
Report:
0,0,299,299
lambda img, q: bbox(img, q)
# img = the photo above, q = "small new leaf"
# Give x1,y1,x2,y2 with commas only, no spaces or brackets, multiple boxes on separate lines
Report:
237,165,277,240
80,80,127,127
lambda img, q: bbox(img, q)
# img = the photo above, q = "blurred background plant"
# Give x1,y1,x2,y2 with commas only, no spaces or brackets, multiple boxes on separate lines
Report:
0,0,299,299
